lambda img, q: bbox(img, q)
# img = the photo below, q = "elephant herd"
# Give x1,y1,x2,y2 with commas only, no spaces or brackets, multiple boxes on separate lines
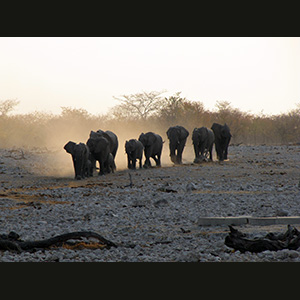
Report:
64,123,231,180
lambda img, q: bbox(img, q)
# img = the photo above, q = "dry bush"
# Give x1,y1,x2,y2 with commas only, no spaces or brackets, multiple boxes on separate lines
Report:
1,94,300,177
1,101,299,150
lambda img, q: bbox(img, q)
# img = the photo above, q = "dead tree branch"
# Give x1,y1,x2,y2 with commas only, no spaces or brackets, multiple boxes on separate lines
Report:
0,231,117,253
225,225,300,253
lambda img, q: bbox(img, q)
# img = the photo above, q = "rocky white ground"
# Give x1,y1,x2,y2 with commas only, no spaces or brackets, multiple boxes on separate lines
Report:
0,144,300,262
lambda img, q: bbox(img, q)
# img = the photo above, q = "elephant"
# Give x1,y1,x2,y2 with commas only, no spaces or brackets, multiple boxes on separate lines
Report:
125,139,144,169
211,123,232,161
107,152,116,173
90,129,118,158
192,127,215,163
166,125,189,164
86,135,111,175
64,141,91,180
89,129,118,173
138,132,163,168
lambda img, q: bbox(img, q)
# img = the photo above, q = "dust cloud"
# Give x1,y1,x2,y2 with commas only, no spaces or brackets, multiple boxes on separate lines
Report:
2,95,300,179
1,115,199,178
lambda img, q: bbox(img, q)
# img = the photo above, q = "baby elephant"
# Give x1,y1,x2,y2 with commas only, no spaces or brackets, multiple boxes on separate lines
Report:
64,141,91,180
107,153,116,173
125,139,144,169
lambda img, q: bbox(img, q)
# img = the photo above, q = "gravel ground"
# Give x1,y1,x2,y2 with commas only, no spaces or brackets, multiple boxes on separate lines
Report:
0,144,300,262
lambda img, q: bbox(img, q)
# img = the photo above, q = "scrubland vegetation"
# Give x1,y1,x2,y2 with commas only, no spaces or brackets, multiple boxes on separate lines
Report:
1,92,300,150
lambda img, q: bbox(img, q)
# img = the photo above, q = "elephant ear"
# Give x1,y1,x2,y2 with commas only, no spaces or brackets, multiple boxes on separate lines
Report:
90,130,102,139
192,128,197,139
179,126,189,139
211,123,219,132
223,124,232,137
183,127,189,138
86,138,93,150
138,133,145,143
211,123,222,139
166,127,173,139
96,129,105,135
221,126,231,139
64,141,76,154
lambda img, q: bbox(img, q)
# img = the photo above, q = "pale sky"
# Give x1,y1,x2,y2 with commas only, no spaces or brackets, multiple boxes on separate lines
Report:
0,37,299,116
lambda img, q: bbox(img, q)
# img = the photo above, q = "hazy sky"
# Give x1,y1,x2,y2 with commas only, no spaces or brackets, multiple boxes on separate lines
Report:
1,37,299,116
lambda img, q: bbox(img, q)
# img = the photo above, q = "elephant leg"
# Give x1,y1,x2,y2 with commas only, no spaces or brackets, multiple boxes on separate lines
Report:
220,153,224,161
177,142,185,164
130,152,137,169
178,151,184,164
208,145,213,161
217,148,223,161
87,160,93,176
219,140,227,161
81,160,86,179
193,143,200,161
152,155,158,166
169,145,177,164
224,148,228,160
215,142,221,160
224,138,230,160
143,156,151,168
170,154,177,164
110,164,115,173
199,143,206,159
143,147,152,168
224,149,228,160
89,156,96,175
98,160,105,175
157,155,161,167
153,154,161,167
103,160,109,174
127,155,132,169
81,152,89,178
219,147,224,161
132,157,137,169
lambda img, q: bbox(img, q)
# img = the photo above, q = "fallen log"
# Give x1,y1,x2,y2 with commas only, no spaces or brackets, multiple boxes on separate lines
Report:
0,231,117,253
224,225,300,253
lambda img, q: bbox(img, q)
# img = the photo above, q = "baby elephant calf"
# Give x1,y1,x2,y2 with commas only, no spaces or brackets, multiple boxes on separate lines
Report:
64,141,91,180
125,139,144,169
